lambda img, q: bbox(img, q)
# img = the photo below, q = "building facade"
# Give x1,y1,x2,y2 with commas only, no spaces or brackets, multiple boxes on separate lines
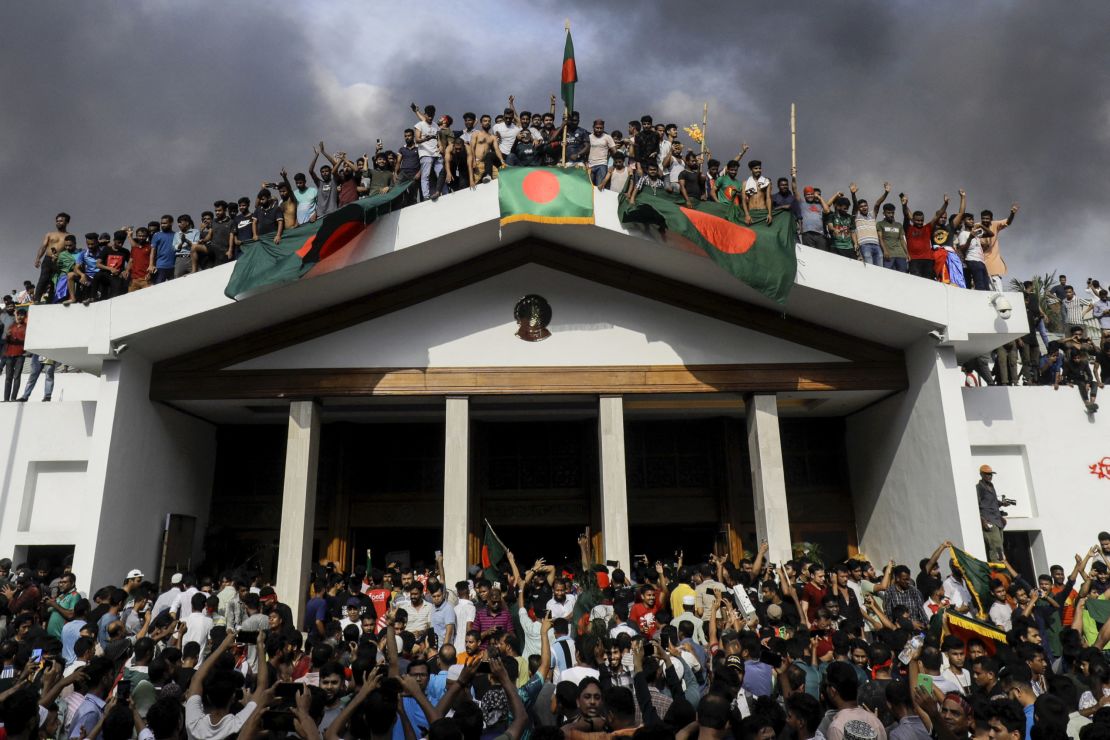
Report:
1,187,1101,624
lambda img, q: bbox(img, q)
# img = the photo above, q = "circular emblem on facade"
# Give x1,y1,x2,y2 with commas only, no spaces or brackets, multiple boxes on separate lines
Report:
514,294,552,342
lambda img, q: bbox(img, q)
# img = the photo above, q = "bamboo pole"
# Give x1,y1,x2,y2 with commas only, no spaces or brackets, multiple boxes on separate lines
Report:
701,102,708,159
790,103,797,175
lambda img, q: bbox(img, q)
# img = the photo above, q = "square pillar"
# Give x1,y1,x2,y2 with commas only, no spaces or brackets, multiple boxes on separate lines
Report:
442,396,470,588
598,396,630,570
276,400,321,629
745,394,792,564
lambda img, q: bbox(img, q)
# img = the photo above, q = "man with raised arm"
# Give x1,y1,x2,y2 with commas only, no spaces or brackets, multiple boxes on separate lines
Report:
901,192,949,280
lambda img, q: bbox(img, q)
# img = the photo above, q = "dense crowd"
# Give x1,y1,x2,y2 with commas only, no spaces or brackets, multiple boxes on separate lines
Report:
2,100,1108,405
3,476,1110,740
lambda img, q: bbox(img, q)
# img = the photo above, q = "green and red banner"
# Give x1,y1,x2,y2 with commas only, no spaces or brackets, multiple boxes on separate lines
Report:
224,182,412,299
561,29,577,115
481,520,508,583
618,191,797,303
499,166,594,226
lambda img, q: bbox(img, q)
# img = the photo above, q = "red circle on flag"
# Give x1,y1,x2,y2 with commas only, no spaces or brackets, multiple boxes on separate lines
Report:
521,170,561,204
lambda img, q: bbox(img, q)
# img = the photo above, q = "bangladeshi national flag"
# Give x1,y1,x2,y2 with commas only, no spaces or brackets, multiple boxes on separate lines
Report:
946,545,1010,620
561,29,577,115
618,191,797,303
499,166,594,226
223,182,413,299
481,521,508,583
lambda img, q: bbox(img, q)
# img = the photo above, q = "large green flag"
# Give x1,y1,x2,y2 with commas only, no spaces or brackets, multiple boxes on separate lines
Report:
1082,597,1110,646
224,182,413,299
947,546,1009,620
481,520,508,584
618,191,797,303
498,166,594,226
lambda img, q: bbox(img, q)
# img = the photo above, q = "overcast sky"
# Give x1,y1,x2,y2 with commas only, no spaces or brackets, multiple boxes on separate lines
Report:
2,1,1108,295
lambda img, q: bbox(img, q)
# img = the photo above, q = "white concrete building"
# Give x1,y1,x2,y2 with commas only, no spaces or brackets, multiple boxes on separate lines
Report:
1,186,1101,623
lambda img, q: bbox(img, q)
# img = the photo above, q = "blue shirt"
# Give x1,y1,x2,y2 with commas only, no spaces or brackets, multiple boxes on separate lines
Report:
151,230,176,269
742,659,774,697
426,670,447,704
1024,703,1034,740
79,249,100,277
304,597,327,632
61,619,83,664
97,611,118,648
69,692,105,738
430,600,456,645
391,695,428,740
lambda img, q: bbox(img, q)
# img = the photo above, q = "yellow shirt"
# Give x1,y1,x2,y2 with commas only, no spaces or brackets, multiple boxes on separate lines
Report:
670,583,696,620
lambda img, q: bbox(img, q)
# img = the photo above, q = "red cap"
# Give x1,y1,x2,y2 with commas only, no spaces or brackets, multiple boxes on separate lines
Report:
803,186,815,195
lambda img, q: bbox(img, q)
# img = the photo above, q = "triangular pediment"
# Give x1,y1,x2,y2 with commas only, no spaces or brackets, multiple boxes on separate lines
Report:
231,263,847,371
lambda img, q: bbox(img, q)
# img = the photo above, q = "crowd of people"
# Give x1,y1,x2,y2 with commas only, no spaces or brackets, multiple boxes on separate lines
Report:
2,503,1110,740
2,98,1107,405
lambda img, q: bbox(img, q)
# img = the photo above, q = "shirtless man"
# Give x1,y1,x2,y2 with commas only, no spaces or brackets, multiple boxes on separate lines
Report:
742,160,773,225
275,172,298,228
469,114,504,183
33,212,72,302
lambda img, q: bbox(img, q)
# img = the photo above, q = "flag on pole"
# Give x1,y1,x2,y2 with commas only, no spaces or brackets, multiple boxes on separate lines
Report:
224,182,413,299
481,520,508,583
561,28,577,116
618,192,797,303
498,166,594,225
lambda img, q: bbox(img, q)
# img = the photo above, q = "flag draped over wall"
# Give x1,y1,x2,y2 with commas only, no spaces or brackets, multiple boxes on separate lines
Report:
618,192,797,303
498,167,594,225
224,182,412,299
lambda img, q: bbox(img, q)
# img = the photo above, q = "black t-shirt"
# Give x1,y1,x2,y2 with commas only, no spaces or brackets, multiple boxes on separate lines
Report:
512,141,543,167
634,129,660,165
234,213,254,244
209,217,233,255
932,222,956,249
678,170,704,199
253,204,281,236
101,246,129,273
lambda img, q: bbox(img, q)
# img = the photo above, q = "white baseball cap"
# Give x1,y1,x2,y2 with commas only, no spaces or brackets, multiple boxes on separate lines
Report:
126,569,145,580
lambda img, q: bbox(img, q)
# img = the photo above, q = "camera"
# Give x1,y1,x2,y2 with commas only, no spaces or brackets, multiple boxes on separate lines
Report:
1000,496,1017,507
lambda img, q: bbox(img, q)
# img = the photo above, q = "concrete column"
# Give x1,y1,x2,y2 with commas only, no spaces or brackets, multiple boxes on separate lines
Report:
598,396,631,570
745,394,793,564
442,396,470,588
276,400,321,629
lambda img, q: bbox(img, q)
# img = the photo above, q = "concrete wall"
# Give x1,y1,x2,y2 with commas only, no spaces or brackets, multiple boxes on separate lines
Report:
234,264,846,370
964,386,1107,572
75,357,217,592
845,339,983,564
0,374,100,570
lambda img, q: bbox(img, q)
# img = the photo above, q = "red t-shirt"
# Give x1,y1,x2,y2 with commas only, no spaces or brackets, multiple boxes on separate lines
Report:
129,244,152,279
905,223,934,260
629,602,663,638
3,323,26,357
802,583,827,624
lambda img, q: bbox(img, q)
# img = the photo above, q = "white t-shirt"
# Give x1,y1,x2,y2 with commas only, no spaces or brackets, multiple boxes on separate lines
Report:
184,694,257,740
171,587,200,620
183,612,214,656
453,598,476,653
406,601,435,634
558,665,600,686
492,122,521,155
588,134,616,167
959,230,984,263
415,121,439,158
546,594,577,619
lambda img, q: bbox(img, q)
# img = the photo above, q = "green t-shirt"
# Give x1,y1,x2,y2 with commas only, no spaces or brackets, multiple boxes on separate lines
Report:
47,591,80,638
716,175,743,205
828,212,855,251
877,219,907,258
55,249,78,276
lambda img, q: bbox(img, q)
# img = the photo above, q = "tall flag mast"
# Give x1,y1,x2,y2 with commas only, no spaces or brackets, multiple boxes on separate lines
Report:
560,20,577,166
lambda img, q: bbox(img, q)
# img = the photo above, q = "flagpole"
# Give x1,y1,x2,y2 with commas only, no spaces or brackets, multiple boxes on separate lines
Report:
700,102,708,159
561,19,570,167
790,103,797,176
